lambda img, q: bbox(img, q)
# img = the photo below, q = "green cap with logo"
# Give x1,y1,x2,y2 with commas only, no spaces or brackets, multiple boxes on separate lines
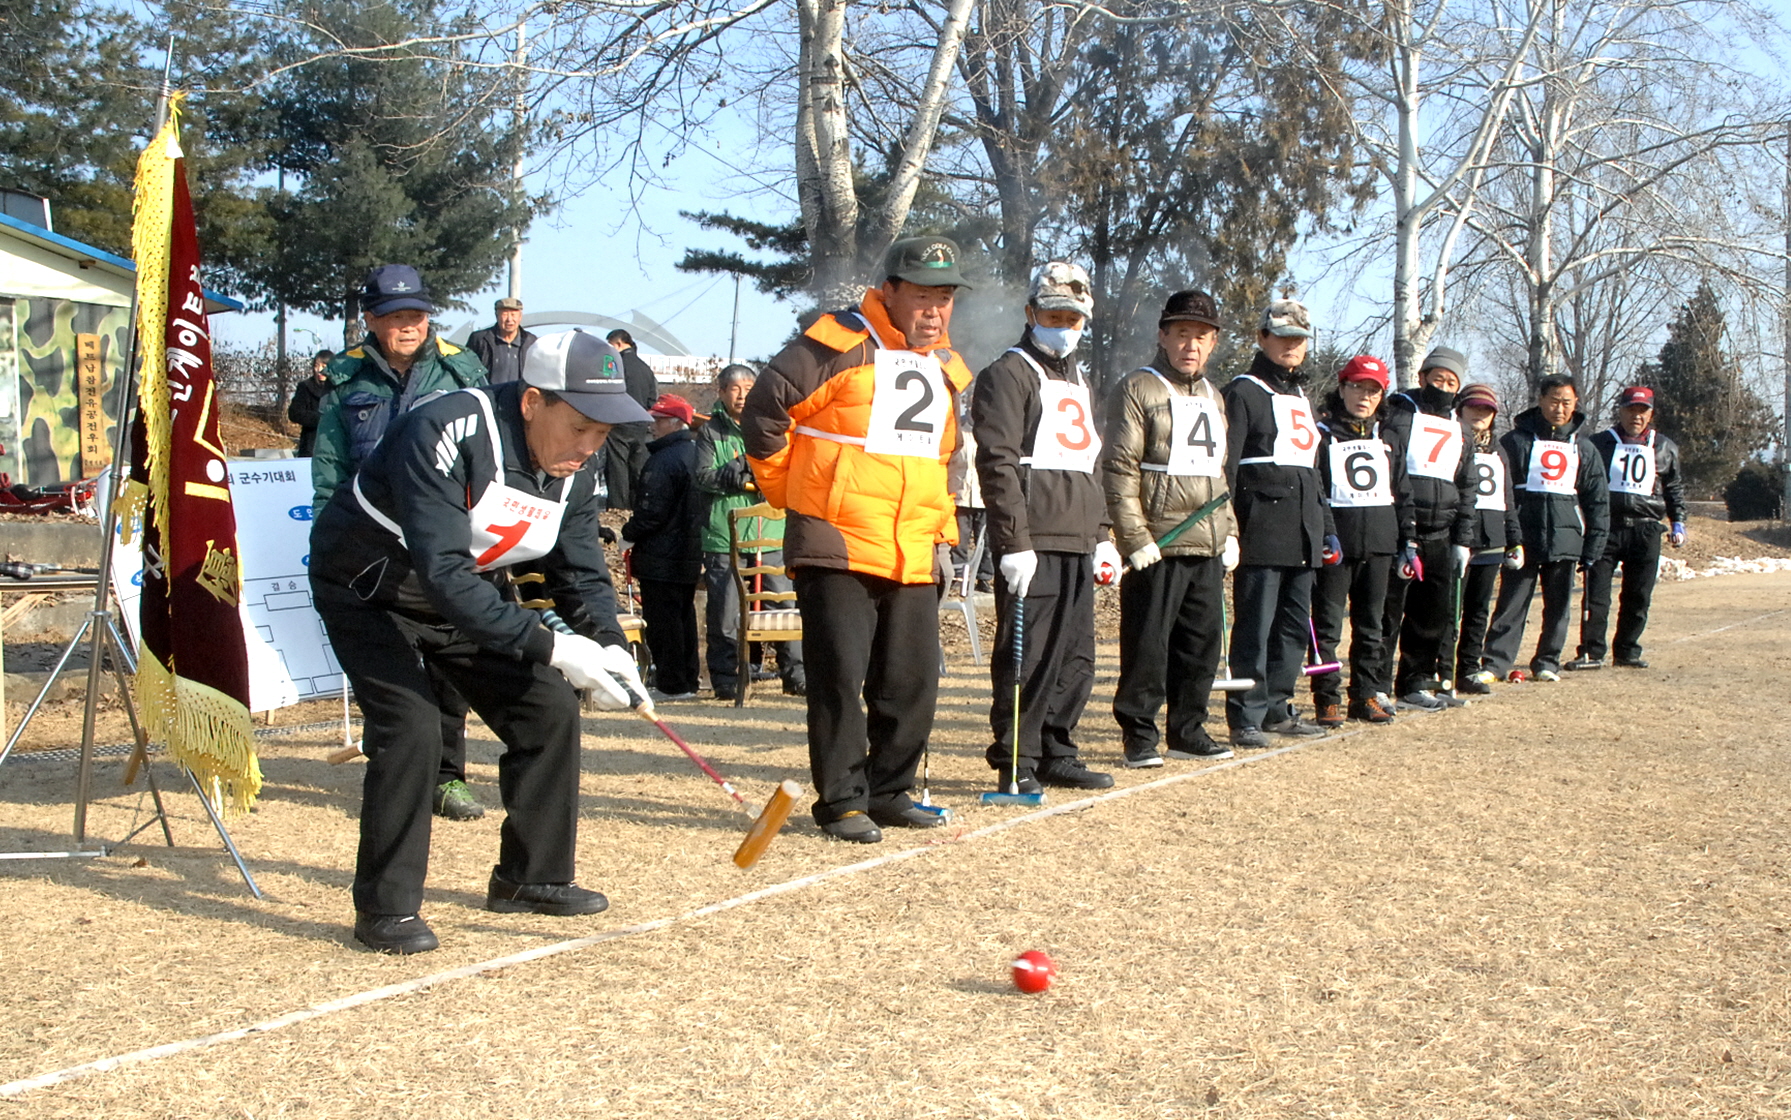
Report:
883,236,973,290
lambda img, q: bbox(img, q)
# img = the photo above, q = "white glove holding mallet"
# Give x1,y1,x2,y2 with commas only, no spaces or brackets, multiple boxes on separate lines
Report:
550,632,630,709
1000,549,1038,597
1222,535,1240,572
594,643,648,711
1128,541,1162,571
1454,545,1472,574
1093,540,1122,585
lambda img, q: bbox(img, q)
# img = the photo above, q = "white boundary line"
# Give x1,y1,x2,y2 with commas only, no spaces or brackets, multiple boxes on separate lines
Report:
4,604,1784,1100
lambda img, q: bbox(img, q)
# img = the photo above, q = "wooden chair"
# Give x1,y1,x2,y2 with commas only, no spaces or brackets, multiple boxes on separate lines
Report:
728,502,802,707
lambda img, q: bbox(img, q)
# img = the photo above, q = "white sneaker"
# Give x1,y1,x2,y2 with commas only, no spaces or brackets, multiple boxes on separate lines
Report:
1533,669,1561,683
1374,691,1399,714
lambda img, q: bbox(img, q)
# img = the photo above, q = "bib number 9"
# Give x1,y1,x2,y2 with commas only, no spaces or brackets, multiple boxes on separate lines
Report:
1539,447,1568,482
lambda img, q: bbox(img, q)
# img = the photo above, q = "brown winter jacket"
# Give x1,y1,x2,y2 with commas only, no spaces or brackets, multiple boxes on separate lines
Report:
1099,351,1237,558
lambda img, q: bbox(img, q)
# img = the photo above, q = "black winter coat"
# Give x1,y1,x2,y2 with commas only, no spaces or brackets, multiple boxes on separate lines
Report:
1501,407,1611,565
1587,427,1688,526
1223,351,1335,568
1316,405,1415,559
287,375,331,456
622,428,705,583
1462,431,1522,552
1383,390,1476,545
972,332,1108,556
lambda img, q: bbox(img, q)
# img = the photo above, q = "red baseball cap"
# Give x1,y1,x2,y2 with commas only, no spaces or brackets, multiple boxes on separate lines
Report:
1618,386,1655,408
649,393,695,425
1337,355,1390,390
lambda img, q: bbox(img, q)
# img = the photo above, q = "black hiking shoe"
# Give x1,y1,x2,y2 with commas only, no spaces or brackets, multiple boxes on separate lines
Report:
485,871,610,916
867,804,946,829
1038,758,1115,789
1230,726,1271,749
820,811,883,843
1164,730,1234,761
354,913,439,955
1122,744,1164,769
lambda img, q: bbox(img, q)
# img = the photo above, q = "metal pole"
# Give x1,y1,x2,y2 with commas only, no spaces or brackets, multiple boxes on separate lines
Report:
1782,125,1790,519
508,19,528,300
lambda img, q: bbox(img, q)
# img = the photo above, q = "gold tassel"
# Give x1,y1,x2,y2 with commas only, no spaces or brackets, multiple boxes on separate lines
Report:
135,652,263,814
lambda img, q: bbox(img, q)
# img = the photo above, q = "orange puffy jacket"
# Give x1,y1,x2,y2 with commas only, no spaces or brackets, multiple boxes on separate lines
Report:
742,288,973,585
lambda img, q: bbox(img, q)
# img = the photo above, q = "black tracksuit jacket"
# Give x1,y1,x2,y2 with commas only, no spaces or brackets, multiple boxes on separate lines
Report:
1222,351,1335,567
972,331,1108,555
1587,427,1688,526
310,382,623,663
1315,404,1415,558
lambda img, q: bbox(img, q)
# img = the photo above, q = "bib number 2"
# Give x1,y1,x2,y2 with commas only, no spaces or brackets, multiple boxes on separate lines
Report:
865,351,951,458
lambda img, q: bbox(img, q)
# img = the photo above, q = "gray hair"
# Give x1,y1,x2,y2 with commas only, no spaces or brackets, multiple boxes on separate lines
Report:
718,363,757,389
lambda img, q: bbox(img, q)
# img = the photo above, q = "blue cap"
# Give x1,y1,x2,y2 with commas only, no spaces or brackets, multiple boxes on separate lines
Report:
361,264,433,315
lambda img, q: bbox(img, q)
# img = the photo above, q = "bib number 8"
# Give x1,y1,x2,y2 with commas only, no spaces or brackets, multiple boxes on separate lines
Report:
1475,459,1498,496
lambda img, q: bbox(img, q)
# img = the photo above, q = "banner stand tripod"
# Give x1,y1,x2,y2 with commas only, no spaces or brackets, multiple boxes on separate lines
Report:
0,80,260,895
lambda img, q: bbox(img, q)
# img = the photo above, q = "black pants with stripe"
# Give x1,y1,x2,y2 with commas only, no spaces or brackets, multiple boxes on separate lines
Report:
793,568,941,825
1483,557,1577,676
986,551,1098,772
314,578,583,917
1578,519,1664,662
1112,553,1224,753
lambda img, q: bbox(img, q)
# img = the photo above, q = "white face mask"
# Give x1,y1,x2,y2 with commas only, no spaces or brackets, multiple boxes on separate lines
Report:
1031,324,1083,357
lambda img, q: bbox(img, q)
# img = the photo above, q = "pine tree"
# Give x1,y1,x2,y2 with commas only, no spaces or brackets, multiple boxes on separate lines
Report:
1635,282,1775,496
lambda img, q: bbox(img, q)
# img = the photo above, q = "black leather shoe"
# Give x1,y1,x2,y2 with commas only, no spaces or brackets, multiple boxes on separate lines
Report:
821,811,883,843
486,871,610,916
1038,758,1115,789
1614,656,1649,669
868,803,946,829
1165,732,1234,761
353,913,439,955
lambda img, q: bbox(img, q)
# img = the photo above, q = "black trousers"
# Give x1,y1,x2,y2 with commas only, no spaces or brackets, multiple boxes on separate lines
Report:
988,552,1097,770
425,661,469,785
1380,536,1458,695
1483,556,1577,676
1455,560,1503,680
314,579,583,917
793,568,941,825
702,551,803,692
1228,564,1316,731
1579,520,1664,661
603,424,650,510
1112,553,1223,753
638,577,700,694
1312,553,1392,704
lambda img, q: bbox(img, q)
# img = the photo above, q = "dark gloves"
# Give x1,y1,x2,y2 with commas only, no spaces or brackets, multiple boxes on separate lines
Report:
719,455,756,493
1322,534,1343,566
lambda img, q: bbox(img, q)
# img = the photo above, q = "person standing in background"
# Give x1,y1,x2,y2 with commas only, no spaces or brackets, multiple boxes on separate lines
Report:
603,329,660,509
622,394,705,700
466,297,536,385
288,349,334,456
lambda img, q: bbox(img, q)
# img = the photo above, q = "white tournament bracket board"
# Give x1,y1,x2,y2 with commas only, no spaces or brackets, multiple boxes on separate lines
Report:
110,459,343,712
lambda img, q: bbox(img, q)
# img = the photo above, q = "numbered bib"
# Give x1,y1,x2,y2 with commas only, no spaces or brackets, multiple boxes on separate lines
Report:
1472,452,1507,512
1407,414,1464,481
467,479,570,571
1607,438,1656,496
1524,438,1579,495
1327,438,1393,508
1011,349,1100,473
1270,393,1320,468
863,350,950,458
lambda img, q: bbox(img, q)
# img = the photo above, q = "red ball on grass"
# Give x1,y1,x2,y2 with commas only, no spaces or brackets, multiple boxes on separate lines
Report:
1011,950,1056,994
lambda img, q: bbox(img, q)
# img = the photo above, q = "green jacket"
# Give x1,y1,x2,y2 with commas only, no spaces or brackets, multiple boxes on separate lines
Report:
310,333,488,514
693,405,784,554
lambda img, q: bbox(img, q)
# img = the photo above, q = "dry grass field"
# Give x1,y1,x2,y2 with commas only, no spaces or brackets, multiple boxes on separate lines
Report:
0,570,1787,1118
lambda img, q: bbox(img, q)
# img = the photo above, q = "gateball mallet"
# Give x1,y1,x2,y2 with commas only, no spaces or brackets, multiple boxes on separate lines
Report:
1302,616,1341,677
981,595,1044,807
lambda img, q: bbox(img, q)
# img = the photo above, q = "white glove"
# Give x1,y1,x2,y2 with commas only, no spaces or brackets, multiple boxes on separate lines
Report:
1000,549,1038,597
1221,535,1240,572
1504,544,1525,571
1128,541,1162,570
594,642,648,710
1454,545,1471,574
549,632,625,706
618,540,634,557
1093,540,1122,586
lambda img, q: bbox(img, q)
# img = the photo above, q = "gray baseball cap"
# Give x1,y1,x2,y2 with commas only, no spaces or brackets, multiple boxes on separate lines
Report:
522,331,653,425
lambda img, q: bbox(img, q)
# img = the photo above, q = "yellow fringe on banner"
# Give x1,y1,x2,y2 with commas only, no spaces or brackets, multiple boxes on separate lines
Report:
135,651,263,815
114,479,148,547
131,96,183,536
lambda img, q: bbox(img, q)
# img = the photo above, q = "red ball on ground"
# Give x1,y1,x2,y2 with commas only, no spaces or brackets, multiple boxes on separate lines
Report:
1011,950,1056,993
